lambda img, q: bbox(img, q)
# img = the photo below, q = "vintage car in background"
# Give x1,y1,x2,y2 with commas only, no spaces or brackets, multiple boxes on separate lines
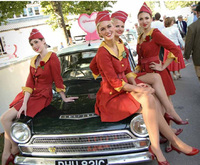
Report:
10,40,152,165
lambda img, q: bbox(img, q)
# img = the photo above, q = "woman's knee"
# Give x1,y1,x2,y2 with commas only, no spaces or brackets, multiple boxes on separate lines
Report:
140,93,155,105
152,73,162,82
0,108,17,124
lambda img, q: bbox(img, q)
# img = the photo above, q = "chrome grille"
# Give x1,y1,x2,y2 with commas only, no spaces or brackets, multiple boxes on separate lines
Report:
19,130,150,156
31,133,131,144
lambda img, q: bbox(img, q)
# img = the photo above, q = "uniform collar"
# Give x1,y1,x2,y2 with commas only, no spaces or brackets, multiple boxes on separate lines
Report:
30,51,53,68
100,40,125,61
137,28,154,44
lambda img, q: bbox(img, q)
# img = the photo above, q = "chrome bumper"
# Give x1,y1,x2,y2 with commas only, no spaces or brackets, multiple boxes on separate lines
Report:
14,151,152,165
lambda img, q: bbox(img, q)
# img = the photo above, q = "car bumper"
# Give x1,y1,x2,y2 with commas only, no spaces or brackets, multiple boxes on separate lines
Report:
14,151,152,165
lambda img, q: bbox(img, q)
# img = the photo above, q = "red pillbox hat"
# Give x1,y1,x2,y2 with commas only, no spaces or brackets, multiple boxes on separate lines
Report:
138,2,152,15
29,29,44,40
111,11,128,23
95,11,111,25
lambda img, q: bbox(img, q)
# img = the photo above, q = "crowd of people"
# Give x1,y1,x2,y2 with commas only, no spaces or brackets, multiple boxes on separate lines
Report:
1,1,200,165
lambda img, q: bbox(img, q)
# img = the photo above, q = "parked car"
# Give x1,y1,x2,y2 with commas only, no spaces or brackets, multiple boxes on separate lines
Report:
10,40,152,165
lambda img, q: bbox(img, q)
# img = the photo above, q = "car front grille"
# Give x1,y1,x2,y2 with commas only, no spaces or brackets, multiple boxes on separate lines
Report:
19,130,149,156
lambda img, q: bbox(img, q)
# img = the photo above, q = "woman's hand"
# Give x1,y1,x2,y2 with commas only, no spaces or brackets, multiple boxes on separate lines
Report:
149,61,163,71
133,83,155,94
62,96,79,102
17,103,27,118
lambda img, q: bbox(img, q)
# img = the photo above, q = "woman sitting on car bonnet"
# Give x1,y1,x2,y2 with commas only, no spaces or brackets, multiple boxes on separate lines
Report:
90,10,188,128
90,10,198,165
0,29,78,165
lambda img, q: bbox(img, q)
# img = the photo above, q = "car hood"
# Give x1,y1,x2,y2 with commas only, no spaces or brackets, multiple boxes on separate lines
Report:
25,79,129,135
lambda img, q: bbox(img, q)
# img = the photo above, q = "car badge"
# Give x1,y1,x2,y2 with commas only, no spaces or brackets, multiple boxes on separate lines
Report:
59,113,98,120
48,147,56,154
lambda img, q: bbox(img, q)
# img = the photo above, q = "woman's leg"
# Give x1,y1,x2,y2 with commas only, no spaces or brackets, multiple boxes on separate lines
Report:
131,92,166,162
0,108,19,165
151,95,197,157
137,73,183,121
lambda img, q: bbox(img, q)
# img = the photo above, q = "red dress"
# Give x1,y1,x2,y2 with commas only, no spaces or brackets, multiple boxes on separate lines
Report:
163,46,185,71
9,52,65,117
136,28,182,96
90,41,141,122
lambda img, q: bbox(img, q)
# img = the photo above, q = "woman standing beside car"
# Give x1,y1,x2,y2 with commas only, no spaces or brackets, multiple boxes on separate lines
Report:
0,29,78,165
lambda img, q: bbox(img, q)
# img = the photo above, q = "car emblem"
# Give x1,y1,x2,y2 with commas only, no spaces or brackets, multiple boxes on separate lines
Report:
48,147,56,154
59,113,98,120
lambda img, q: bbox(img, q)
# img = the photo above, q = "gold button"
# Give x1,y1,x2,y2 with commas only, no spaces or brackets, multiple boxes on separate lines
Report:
34,88,36,90
109,92,112,95
35,69,37,72
122,64,124,67
126,91,129,94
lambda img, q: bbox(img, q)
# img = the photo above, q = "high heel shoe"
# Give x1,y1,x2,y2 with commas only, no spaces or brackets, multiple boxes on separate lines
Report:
6,154,15,165
171,145,199,156
164,113,189,125
149,146,170,165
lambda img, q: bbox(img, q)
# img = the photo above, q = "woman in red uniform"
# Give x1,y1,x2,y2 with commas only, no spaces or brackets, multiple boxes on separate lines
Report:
90,10,199,165
0,29,78,165
136,3,179,96
91,10,188,126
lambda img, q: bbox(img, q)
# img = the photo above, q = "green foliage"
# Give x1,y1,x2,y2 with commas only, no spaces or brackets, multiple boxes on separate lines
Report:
0,1,28,24
164,1,199,10
40,1,116,30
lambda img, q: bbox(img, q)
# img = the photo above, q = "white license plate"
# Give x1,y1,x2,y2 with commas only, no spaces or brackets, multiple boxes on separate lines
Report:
55,159,108,165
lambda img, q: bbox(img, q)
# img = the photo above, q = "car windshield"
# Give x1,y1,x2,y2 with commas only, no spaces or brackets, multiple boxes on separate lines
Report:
60,51,97,80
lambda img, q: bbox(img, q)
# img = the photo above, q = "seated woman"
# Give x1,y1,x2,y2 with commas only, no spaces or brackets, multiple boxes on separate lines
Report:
90,10,188,127
0,29,78,165
90,10,199,165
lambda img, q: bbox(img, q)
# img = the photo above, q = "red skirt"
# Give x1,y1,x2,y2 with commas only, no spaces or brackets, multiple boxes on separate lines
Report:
163,46,185,72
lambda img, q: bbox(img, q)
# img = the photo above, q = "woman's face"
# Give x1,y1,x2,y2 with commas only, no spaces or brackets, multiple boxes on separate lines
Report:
113,19,125,37
138,12,152,30
98,21,115,41
30,38,46,53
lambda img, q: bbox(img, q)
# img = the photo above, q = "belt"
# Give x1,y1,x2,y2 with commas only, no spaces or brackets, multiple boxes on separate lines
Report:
140,56,159,64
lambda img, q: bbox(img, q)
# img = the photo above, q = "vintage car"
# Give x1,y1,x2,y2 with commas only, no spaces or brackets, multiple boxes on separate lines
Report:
10,40,152,165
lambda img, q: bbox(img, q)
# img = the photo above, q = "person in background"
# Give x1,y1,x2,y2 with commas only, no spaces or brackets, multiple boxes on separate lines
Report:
151,12,165,32
176,15,187,39
184,2,200,82
162,17,186,80
0,29,78,165
187,4,198,26
151,12,165,61
90,10,199,165
134,23,144,36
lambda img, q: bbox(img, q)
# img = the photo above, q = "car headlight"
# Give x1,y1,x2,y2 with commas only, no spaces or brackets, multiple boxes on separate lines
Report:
10,122,31,143
130,114,148,137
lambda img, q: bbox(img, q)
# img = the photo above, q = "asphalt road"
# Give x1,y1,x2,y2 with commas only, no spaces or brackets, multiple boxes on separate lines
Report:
139,59,200,165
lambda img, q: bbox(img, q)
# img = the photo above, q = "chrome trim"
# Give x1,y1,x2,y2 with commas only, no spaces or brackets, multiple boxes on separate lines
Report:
14,151,153,165
59,113,99,120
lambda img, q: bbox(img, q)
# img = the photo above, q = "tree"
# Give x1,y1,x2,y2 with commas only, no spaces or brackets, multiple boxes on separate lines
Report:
40,1,116,45
164,1,198,10
0,1,28,25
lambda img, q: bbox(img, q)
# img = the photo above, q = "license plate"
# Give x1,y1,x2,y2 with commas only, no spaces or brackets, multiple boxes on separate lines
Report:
55,159,108,165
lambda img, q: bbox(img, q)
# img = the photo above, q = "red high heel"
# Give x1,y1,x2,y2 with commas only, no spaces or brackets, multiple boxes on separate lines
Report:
6,154,15,165
171,145,199,156
149,146,170,165
164,113,189,125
